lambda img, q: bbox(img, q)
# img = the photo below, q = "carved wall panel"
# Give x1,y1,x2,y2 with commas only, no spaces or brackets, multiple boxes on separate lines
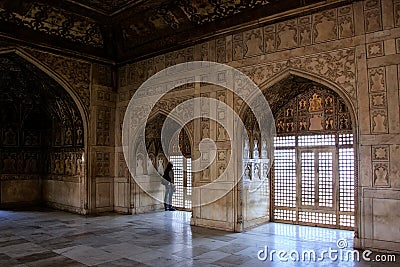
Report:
154,55,166,73
93,64,113,87
338,5,354,38
368,67,388,134
298,16,312,46
366,42,384,58
216,37,227,63
96,87,114,103
277,19,298,50
0,150,40,177
263,25,276,53
200,42,210,61
373,162,390,186
95,152,110,177
313,10,337,43
227,4,354,61
96,107,111,146
363,0,382,33
126,61,143,86
395,0,400,28
243,29,263,57
275,86,352,135
164,47,195,70
233,33,244,61
46,150,84,181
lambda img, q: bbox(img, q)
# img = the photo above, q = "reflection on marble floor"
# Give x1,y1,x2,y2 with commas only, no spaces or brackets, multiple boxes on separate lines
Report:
0,209,397,266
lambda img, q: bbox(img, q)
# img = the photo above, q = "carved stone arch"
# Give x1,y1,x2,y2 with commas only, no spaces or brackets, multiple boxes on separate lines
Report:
258,68,358,133
147,108,195,153
0,48,90,213
12,48,89,144
12,48,89,121
236,66,359,231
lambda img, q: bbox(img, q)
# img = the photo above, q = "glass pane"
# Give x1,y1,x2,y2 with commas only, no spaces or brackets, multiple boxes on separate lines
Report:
301,152,315,206
318,152,333,208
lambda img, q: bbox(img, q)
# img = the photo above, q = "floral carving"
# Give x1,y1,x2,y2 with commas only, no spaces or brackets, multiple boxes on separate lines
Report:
313,11,337,43
373,163,389,186
240,49,356,101
373,146,389,161
179,0,271,25
26,48,91,108
69,0,132,13
0,2,103,47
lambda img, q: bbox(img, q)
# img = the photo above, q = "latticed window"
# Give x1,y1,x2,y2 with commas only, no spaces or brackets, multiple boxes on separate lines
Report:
272,86,355,229
170,130,192,210
169,155,192,210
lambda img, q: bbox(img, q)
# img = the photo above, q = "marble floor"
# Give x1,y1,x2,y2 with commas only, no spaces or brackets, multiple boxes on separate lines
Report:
0,208,398,266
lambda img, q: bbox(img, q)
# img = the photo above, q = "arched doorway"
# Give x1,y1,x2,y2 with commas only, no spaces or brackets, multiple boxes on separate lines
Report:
146,114,193,211
0,53,87,213
130,112,193,213
262,73,357,230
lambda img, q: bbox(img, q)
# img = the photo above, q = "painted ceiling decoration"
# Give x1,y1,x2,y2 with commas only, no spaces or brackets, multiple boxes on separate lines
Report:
67,0,136,14
0,0,335,61
178,0,271,25
0,1,103,48
119,0,274,45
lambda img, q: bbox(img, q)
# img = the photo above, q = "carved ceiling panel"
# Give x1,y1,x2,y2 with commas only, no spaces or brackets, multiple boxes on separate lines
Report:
178,0,272,25
0,1,103,48
120,0,275,45
0,0,337,60
69,0,138,14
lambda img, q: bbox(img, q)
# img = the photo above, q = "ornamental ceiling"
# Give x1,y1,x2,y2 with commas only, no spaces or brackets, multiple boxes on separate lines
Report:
0,0,337,62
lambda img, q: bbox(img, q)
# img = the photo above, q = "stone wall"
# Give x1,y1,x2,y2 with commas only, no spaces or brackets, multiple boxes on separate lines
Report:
0,44,117,214
116,0,400,253
0,0,398,255
0,50,87,212
90,63,116,213
24,49,90,214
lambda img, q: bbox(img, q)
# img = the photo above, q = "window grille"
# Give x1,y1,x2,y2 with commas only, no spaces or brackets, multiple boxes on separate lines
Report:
170,155,192,210
272,86,356,230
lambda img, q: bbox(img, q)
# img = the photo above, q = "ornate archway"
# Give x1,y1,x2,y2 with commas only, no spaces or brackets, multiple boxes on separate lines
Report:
0,52,88,213
142,113,193,211
238,69,358,231
272,83,355,229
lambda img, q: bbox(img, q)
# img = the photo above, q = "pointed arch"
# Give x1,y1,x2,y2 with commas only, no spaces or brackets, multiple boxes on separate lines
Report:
147,107,195,152
253,67,359,231
0,48,89,142
257,67,358,134
0,47,90,213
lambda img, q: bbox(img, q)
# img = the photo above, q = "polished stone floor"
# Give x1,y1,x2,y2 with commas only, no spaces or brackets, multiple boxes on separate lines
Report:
0,208,398,266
